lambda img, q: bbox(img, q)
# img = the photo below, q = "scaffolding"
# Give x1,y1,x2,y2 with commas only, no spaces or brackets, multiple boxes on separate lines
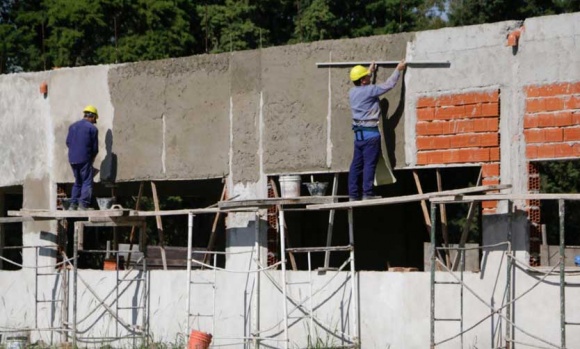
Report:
428,193,580,349
3,187,580,348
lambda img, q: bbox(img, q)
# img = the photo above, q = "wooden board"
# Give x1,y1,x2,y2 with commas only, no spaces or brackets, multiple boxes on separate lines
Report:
219,196,346,209
307,184,511,210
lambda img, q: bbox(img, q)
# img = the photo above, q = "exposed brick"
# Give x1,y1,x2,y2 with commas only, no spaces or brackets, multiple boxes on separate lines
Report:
417,108,436,121
417,97,437,108
544,96,566,111
449,133,498,148
416,136,451,150
523,114,538,129
526,145,538,159
573,111,580,124
481,102,500,117
434,105,466,119
457,148,490,162
490,147,500,161
417,122,447,136
570,82,580,94
482,178,500,186
482,200,498,209
474,118,500,133
482,163,500,177
544,128,563,142
535,143,577,159
565,95,580,110
526,83,569,97
524,129,543,143
528,162,539,175
534,112,574,128
526,99,544,113
563,127,580,141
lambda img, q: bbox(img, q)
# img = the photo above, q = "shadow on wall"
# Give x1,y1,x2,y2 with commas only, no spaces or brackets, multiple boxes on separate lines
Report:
380,73,406,168
99,129,117,183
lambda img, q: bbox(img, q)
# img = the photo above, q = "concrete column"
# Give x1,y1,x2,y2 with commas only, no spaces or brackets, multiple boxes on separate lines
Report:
22,175,58,268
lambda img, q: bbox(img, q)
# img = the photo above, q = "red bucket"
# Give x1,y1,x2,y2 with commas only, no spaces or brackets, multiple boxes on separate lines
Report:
188,330,212,349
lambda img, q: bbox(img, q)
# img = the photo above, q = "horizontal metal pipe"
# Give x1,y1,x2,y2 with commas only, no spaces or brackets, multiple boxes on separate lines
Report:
316,61,451,68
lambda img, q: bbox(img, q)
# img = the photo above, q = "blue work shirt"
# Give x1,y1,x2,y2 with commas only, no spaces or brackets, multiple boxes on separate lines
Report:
66,119,98,164
349,70,400,128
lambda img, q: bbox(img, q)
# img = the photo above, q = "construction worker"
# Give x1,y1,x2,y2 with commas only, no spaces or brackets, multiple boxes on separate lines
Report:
348,60,406,201
66,105,99,210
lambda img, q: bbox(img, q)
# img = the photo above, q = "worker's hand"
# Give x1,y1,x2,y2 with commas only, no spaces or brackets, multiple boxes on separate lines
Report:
396,60,406,71
369,61,377,73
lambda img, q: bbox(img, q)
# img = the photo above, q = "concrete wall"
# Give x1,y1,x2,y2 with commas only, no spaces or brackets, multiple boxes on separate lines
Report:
1,11,580,349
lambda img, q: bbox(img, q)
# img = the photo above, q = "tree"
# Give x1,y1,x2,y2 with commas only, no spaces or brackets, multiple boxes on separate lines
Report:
447,0,579,26
198,0,267,54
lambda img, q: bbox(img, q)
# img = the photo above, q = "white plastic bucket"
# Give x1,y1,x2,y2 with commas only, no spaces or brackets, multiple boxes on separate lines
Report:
279,175,301,198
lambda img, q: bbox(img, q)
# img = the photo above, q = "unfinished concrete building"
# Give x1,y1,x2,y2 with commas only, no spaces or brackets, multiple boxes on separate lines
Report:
1,11,580,349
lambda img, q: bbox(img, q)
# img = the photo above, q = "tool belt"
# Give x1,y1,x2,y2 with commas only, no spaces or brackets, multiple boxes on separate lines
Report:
353,126,379,141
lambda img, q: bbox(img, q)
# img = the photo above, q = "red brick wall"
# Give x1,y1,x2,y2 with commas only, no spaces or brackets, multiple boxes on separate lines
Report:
524,81,580,264
416,90,500,213
525,82,580,160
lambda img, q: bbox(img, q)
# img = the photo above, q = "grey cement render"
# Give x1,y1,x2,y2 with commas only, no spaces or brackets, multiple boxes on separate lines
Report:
1,12,580,349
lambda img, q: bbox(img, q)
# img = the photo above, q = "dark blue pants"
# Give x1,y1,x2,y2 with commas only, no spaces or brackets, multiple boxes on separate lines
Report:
348,136,381,199
70,162,93,208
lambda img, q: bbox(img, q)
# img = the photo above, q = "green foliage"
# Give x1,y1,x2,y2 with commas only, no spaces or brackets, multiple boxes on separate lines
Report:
539,161,580,245
1,0,578,72
447,0,579,26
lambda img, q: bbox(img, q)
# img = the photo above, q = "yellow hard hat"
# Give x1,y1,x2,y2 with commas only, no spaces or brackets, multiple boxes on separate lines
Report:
83,105,98,118
350,65,370,82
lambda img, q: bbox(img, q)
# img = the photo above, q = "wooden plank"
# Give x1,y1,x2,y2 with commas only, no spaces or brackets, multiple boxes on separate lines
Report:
308,184,511,210
431,192,580,203
451,169,481,271
436,169,451,269
131,208,221,216
219,196,346,209
127,181,144,269
270,178,298,271
0,216,39,223
412,171,431,233
203,183,227,267
151,182,168,270
8,209,130,218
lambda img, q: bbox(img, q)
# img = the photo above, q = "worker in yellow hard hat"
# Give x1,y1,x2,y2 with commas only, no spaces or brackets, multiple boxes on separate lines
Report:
348,60,406,201
65,105,99,210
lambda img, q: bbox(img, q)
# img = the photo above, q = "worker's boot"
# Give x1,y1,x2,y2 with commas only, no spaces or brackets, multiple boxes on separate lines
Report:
67,203,78,211
362,195,381,201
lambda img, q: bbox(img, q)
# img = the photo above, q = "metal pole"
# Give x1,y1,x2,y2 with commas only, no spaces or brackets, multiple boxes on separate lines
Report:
253,211,261,349
347,208,359,346
35,246,38,329
429,203,437,349
307,251,314,338
316,60,450,68
506,201,513,349
279,209,289,349
187,213,193,333
324,173,339,268
73,222,80,349
559,199,566,349
460,240,465,349
142,221,148,347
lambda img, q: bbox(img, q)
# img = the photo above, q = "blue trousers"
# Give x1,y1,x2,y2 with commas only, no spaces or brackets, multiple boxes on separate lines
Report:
348,136,381,199
70,162,93,207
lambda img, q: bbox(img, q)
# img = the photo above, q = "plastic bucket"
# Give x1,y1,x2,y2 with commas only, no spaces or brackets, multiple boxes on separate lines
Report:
5,336,28,349
279,175,301,198
188,330,212,349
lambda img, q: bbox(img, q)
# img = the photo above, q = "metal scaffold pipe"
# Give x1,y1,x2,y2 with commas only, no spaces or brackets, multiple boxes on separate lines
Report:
316,61,451,68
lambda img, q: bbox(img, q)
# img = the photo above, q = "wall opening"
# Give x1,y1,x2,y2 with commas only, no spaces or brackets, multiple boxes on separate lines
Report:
536,160,580,266
0,186,23,270
59,179,226,270
276,167,481,271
